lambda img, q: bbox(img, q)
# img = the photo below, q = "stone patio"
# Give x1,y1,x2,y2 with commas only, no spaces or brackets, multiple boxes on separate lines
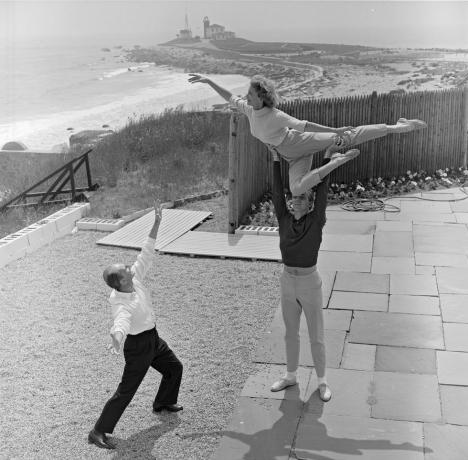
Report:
211,187,468,460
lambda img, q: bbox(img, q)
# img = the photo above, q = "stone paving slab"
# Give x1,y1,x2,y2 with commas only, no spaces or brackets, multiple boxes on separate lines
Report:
384,212,456,223
371,257,415,274
415,265,435,275
294,414,425,460
326,210,385,221
324,220,376,234
317,251,372,272
439,294,468,323
437,351,468,385
455,212,468,223
254,327,346,368
400,200,452,214
241,365,312,401
334,271,389,294
390,274,438,296
422,192,455,199
373,231,413,257
341,343,376,371
440,385,468,425
436,267,468,294
450,199,468,212
443,323,468,352
423,423,468,460
375,221,412,232
375,346,436,374
415,252,468,267
303,369,373,418
413,222,468,235
371,372,442,423
388,294,440,315
321,234,373,253
211,397,303,460
329,291,388,311
414,233,468,254
348,311,444,349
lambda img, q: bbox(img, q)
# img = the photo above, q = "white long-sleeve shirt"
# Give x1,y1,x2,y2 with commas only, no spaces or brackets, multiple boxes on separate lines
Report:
229,95,307,146
109,236,156,338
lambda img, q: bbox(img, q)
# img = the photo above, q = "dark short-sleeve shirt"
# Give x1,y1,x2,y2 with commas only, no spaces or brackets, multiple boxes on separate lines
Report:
271,159,330,268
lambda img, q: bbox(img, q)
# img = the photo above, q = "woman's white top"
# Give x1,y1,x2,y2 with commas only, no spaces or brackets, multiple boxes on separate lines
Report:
230,95,307,146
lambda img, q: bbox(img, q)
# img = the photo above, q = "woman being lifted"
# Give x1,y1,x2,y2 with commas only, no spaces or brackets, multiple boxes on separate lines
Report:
188,73,426,197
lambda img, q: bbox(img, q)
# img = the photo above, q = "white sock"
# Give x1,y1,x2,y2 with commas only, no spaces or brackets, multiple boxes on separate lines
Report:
317,376,327,386
285,371,296,380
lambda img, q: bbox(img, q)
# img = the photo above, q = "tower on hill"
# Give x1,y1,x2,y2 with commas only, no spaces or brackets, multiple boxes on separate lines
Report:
203,16,235,40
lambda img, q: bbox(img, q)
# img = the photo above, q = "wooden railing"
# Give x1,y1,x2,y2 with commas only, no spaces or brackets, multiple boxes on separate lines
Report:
0,149,98,212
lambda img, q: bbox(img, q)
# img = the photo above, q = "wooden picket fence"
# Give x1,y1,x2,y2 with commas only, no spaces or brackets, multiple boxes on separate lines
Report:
228,87,468,233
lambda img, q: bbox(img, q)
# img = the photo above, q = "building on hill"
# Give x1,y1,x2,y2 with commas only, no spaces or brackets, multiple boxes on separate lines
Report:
203,16,235,40
178,12,193,40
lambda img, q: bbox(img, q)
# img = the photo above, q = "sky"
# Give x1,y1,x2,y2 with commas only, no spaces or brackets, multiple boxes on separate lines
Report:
1,0,467,49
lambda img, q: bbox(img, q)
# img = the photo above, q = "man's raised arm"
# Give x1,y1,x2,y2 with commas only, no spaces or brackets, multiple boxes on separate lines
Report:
132,202,164,281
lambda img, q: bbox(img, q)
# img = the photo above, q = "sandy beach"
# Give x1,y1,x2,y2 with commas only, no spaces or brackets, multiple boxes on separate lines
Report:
0,68,249,151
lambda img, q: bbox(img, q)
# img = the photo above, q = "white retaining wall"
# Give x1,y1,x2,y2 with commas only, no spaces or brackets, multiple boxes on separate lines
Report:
0,203,90,268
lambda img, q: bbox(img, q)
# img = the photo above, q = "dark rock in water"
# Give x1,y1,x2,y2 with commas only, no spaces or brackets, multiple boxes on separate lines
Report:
69,129,114,147
2,141,28,151
67,127,74,131
102,124,110,128
101,47,111,52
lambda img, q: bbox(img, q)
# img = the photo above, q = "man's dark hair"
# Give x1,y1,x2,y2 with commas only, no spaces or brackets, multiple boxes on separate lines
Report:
103,269,122,290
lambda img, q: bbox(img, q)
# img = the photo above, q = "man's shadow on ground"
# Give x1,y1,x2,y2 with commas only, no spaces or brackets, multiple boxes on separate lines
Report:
111,414,181,460
220,386,430,460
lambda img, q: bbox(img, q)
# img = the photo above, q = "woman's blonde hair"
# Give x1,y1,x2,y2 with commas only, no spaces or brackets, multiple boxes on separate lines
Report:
250,75,280,108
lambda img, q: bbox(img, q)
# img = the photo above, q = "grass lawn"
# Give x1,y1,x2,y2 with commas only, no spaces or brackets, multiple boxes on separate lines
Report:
0,197,281,459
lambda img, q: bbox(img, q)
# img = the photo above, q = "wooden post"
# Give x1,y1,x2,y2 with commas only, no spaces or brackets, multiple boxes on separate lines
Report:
228,112,239,234
69,164,76,201
368,91,378,179
463,86,468,168
85,152,93,189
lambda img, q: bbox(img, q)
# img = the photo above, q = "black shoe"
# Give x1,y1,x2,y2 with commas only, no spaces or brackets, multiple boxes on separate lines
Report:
153,403,183,413
88,429,116,449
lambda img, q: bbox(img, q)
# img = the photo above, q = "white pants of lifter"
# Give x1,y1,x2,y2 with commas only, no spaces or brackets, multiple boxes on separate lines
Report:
280,265,325,377
274,124,388,196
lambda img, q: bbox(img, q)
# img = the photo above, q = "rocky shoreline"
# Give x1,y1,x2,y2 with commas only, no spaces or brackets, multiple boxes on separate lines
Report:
126,43,468,100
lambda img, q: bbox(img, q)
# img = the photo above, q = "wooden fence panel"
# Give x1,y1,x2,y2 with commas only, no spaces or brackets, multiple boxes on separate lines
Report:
228,87,467,232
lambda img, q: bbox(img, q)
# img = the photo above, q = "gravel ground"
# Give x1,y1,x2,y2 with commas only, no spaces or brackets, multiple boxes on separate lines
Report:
0,211,282,459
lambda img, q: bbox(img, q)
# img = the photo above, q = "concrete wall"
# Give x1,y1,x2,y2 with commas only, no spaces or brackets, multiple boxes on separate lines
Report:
0,202,90,268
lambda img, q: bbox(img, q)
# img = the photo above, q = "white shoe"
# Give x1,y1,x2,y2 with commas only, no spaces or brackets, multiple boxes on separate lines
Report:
318,383,332,402
396,118,427,132
270,377,297,392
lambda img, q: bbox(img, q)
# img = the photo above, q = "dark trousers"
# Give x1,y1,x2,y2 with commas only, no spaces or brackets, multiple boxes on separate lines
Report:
94,328,183,434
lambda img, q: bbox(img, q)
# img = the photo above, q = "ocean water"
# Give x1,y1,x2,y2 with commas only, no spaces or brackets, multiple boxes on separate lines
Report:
0,39,249,150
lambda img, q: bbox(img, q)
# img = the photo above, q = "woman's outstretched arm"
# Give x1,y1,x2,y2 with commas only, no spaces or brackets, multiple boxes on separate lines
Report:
188,73,232,102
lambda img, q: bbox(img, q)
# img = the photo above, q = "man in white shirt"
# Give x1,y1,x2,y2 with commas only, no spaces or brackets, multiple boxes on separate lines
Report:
88,203,183,450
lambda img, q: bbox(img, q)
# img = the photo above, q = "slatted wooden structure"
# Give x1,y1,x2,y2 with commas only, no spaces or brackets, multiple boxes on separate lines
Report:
228,87,468,232
96,209,212,250
159,231,282,261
